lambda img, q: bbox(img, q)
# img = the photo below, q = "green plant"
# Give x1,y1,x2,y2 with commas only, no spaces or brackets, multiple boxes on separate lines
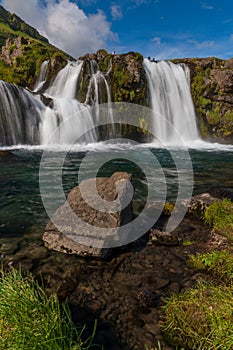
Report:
161,280,233,349
182,240,193,246
8,43,16,54
191,250,233,283
206,107,221,125
0,268,95,350
205,198,233,241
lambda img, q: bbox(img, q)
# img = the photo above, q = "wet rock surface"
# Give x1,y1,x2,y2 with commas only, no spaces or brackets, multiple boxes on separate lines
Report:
1,202,230,350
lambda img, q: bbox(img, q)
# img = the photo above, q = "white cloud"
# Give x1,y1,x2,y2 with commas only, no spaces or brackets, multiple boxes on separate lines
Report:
230,34,233,40
152,36,161,45
2,0,45,28
133,0,158,5
110,4,122,20
201,2,214,10
1,0,118,58
188,39,215,49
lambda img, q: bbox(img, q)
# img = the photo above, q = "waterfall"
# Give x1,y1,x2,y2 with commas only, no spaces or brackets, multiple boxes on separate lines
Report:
40,99,97,145
0,58,115,146
0,57,199,147
0,80,45,146
45,60,83,99
33,60,49,93
84,60,115,135
143,59,199,145
40,60,98,145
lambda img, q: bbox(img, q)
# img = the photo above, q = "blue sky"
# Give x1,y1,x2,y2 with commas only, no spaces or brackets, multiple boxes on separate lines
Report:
1,0,233,59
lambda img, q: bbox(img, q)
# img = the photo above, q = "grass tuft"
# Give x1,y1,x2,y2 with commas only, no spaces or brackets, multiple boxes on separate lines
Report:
0,268,95,350
161,280,233,350
204,199,233,241
190,250,233,283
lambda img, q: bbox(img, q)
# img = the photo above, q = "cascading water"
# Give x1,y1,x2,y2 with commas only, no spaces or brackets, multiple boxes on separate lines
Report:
41,60,98,144
45,60,83,99
85,60,115,131
0,80,45,146
0,57,200,147
143,59,199,145
33,60,49,93
0,58,115,146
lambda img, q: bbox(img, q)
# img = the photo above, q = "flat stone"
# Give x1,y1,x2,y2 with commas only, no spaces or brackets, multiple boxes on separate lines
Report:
43,172,133,258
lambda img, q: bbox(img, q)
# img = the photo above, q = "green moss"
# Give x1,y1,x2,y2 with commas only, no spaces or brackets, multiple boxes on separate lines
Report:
98,55,111,72
205,67,211,77
0,36,72,87
127,51,144,64
206,107,221,125
8,42,15,54
161,281,233,350
205,198,233,241
199,96,211,108
199,120,210,137
163,203,175,215
190,251,233,283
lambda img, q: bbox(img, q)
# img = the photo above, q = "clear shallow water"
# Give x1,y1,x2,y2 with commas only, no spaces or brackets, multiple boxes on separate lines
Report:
0,142,233,237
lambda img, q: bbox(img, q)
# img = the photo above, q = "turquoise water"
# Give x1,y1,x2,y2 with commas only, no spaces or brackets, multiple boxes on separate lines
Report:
1,143,233,237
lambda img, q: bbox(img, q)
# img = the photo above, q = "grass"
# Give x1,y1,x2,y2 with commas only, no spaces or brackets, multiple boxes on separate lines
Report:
204,198,233,241
161,280,233,350
0,268,95,350
190,250,233,283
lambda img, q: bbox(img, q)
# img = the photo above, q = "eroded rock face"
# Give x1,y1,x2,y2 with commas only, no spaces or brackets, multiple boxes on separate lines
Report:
78,49,148,106
43,172,133,258
174,57,233,142
1,36,27,66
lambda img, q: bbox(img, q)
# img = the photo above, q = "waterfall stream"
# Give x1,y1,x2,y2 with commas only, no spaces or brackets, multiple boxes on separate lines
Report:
40,60,98,144
0,80,45,146
0,58,200,146
33,60,49,93
143,59,200,144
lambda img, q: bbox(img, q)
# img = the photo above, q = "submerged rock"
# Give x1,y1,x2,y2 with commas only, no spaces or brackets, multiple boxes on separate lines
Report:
43,172,133,258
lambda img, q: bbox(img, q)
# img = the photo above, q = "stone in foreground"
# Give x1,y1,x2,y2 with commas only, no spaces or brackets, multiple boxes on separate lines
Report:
43,172,133,258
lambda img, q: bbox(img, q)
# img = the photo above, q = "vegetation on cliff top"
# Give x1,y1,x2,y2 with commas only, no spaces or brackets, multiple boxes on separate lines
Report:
0,5,48,46
0,5,73,88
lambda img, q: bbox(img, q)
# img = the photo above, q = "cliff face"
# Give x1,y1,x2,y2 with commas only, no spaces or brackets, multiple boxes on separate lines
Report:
78,49,148,106
174,57,233,143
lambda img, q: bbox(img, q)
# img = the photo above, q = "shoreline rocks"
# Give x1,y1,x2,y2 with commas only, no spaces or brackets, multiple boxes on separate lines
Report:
1,191,232,349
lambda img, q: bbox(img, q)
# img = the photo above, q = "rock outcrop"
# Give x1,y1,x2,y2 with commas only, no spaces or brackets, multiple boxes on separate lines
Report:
78,49,148,106
174,57,233,143
43,172,133,258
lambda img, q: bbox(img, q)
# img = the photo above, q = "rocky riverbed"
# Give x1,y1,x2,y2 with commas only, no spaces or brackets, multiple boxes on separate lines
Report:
0,194,229,350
